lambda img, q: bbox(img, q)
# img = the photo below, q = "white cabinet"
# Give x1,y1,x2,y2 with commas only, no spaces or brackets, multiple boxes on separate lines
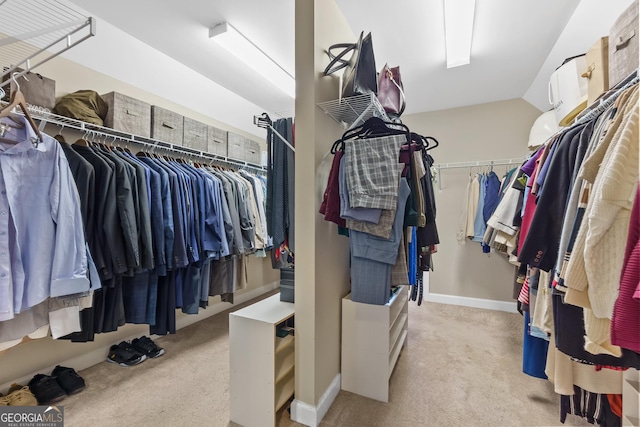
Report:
623,368,640,427
229,294,295,427
341,286,409,402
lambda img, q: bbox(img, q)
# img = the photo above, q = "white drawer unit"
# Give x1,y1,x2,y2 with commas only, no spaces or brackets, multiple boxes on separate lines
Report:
229,294,295,427
341,286,409,402
623,368,640,427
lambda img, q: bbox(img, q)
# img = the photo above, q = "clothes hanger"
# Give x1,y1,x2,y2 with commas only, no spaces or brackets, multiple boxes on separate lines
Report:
342,116,410,141
331,117,411,153
0,73,43,145
422,136,439,151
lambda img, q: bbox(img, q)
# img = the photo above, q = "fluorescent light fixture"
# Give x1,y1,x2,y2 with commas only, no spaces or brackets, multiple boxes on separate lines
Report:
443,0,476,68
209,22,295,98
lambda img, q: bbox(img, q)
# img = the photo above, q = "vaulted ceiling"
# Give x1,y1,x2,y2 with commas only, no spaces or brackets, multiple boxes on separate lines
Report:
64,0,633,135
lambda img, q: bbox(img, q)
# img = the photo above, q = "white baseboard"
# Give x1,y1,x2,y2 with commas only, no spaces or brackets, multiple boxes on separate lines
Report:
424,292,517,313
291,373,341,427
422,272,517,313
0,281,279,392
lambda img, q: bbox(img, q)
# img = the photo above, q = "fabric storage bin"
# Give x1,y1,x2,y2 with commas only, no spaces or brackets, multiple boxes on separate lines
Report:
228,132,263,164
151,106,184,145
280,268,294,303
102,92,151,137
183,117,208,151
227,132,245,161
207,125,228,157
582,37,609,106
2,68,55,111
244,139,262,165
608,0,638,88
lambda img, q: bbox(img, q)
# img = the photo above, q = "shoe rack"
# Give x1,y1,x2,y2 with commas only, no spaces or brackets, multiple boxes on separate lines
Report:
341,285,409,403
229,293,295,427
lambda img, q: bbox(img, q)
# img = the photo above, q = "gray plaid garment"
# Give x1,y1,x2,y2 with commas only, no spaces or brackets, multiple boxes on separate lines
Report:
344,134,405,210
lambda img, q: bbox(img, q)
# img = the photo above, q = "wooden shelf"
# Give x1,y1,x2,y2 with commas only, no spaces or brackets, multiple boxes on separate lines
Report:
628,379,640,393
275,371,295,412
275,334,294,354
275,345,295,383
229,294,295,427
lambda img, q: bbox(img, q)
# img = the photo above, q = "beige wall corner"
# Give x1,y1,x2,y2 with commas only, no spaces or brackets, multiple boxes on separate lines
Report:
293,0,352,420
403,98,541,302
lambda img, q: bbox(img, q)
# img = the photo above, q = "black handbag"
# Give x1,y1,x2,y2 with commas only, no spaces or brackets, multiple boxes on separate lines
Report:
324,31,377,98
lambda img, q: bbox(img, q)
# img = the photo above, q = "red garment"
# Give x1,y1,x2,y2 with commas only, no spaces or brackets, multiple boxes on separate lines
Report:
517,162,542,252
319,151,346,227
610,184,640,353
606,394,623,418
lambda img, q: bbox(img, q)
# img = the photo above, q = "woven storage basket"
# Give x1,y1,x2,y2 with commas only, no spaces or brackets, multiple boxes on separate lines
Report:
228,132,263,164
608,0,639,88
151,106,184,145
227,132,245,161
183,117,208,151
102,92,151,137
207,125,228,157
244,139,262,165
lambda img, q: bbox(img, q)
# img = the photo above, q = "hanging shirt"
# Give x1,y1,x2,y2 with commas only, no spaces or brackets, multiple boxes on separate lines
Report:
472,174,487,242
0,117,89,321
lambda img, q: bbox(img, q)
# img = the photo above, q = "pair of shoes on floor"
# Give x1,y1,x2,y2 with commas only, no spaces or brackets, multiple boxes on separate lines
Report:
107,336,165,367
27,366,86,405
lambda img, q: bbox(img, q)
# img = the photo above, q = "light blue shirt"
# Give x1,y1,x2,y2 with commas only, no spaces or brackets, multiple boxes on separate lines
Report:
472,174,487,242
0,117,89,321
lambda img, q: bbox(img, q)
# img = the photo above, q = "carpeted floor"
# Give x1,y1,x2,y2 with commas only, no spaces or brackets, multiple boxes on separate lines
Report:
60,291,591,427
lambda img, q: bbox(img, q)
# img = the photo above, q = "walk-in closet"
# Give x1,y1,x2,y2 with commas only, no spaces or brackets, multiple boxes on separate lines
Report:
0,1,638,426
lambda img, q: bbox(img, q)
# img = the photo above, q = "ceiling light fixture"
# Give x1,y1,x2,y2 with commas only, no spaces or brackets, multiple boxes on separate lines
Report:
209,22,295,98
443,0,476,68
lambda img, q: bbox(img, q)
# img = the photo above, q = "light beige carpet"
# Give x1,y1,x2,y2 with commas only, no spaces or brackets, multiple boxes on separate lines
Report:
58,291,592,427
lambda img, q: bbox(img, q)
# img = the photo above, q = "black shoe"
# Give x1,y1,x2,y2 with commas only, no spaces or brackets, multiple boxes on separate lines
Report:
51,365,85,395
118,341,148,361
131,336,165,358
106,343,145,367
27,374,66,405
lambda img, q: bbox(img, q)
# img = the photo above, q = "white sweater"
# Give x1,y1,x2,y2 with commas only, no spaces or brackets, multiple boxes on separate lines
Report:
564,87,639,355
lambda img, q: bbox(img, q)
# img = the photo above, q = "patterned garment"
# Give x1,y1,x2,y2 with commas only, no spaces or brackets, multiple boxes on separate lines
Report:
344,134,405,210
390,229,409,286
346,169,403,239
346,208,395,239
560,385,620,426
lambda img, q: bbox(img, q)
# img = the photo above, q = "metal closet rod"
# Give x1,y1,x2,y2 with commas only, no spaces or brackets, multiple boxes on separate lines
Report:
253,114,295,153
0,103,266,172
434,158,524,191
435,158,524,170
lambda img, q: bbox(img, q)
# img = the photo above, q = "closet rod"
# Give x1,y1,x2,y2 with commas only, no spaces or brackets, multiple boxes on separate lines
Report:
575,69,638,125
0,102,266,173
434,158,524,170
434,158,524,191
253,114,295,153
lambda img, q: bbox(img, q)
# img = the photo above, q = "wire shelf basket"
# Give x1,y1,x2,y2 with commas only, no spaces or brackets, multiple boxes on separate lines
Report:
0,0,95,88
317,93,389,129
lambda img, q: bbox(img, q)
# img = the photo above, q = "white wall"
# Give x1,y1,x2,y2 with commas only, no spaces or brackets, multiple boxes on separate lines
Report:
403,99,542,302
